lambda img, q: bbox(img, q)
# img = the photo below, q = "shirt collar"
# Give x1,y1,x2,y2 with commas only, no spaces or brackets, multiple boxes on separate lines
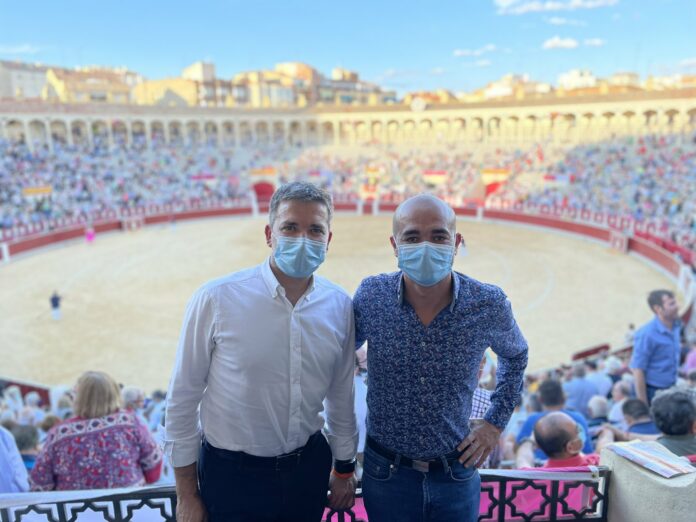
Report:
652,315,680,334
396,271,460,312
260,257,317,300
543,454,589,468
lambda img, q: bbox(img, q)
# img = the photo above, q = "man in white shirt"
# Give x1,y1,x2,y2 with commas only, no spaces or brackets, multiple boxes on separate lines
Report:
165,182,358,522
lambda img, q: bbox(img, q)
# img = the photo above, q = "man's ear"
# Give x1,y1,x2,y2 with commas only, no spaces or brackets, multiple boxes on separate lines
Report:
454,232,463,254
390,236,398,258
325,230,333,251
265,224,273,248
567,436,583,455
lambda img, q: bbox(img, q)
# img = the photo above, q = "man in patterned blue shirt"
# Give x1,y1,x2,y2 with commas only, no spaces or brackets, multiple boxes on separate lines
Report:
354,194,528,522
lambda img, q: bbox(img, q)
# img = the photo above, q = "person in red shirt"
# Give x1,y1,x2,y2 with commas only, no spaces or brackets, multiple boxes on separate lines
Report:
516,411,613,468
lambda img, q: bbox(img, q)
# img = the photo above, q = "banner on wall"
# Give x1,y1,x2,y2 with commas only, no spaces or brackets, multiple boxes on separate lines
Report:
422,169,448,185
22,185,52,197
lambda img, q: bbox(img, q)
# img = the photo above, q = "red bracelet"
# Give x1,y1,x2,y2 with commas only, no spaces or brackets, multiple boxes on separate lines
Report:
331,469,354,479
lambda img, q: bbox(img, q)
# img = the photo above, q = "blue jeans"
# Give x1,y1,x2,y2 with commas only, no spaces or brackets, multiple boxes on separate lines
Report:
362,444,481,522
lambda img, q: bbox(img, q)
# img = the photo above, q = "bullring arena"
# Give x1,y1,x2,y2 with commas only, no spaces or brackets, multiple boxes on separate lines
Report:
0,208,680,389
2,90,696,522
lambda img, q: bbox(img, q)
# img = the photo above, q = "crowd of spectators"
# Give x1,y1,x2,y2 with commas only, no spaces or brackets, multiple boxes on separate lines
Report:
2,341,695,495
496,134,696,251
3,134,696,257
0,373,169,493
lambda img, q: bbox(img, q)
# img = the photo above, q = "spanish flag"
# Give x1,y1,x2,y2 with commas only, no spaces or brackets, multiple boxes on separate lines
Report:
22,185,52,196
422,169,448,185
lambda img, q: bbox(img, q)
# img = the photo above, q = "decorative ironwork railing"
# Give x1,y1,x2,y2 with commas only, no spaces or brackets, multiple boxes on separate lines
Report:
0,467,610,522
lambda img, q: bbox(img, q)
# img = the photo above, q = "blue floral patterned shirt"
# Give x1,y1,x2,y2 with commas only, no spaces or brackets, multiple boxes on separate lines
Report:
354,271,528,460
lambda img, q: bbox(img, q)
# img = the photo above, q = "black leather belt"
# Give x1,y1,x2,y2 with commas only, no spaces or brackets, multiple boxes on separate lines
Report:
203,431,321,471
366,436,462,473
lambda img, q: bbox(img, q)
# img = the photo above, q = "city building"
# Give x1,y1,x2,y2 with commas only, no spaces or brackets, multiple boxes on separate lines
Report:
43,67,132,104
0,61,50,99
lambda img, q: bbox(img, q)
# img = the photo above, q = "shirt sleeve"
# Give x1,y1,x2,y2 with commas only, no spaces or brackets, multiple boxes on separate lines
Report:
164,286,217,467
1,428,29,492
324,302,359,462
28,435,54,491
484,293,529,431
629,329,650,370
136,419,163,483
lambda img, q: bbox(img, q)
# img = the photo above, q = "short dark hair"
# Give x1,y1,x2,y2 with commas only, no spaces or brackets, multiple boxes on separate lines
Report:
11,424,38,452
647,290,674,312
585,360,598,371
622,398,650,419
533,417,575,458
538,380,565,407
651,389,696,435
268,182,333,226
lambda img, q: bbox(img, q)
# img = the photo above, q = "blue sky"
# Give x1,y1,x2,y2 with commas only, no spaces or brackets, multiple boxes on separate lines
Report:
0,0,694,93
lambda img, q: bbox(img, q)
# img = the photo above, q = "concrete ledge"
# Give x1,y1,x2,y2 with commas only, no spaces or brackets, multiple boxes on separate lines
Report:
600,443,696,522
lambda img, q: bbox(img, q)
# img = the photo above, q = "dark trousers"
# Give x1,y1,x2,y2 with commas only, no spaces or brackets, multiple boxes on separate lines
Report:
198,432,332,522
646,384,669,404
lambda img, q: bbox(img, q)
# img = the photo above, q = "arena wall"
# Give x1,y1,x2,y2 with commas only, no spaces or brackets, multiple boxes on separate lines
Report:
1,201,687,281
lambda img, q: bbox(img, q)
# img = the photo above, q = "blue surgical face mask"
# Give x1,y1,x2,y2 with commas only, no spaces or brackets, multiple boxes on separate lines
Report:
273,236,326,278
397,241,455,287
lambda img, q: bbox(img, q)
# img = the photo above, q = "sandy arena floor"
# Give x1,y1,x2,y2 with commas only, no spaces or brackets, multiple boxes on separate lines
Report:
0,214,677,390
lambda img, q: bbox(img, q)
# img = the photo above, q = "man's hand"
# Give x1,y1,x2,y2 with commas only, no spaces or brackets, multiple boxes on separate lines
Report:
327,473,356,511
457,419,501,468
176,492,208,522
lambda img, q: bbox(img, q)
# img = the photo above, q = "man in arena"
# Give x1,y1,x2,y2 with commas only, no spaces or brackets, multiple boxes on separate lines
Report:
165,182,358,522
353,194,528,522
630,289,682,404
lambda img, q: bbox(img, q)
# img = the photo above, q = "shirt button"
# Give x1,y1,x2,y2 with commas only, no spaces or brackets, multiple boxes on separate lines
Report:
420,377,426,384
419,407,424,413
421,342,426,347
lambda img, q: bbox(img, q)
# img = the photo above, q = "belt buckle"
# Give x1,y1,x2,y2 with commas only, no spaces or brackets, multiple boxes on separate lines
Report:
412,459,430,473
275,451,300,471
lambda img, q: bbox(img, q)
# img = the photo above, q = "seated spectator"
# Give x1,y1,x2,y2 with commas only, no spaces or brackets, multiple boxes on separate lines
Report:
651,388,696,456
608,381,632,427
585,360,613,398
29,371,163,491
37,414,61,444
622,398,661,436
0,424,28,493
144,389,166,432
11,424,40,470
587,395,610,436
516,380,594,461
563,362,599,417
689,369,696,389
604,355,627,384
516,412,608,468
121,386,147,426
19,391,46,426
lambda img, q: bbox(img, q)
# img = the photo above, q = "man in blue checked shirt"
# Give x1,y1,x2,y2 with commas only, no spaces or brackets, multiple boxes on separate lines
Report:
354,194,528,522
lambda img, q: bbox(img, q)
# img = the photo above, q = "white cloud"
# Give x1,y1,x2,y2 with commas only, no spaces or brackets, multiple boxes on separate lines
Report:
0,44,41,55
453,43,497,57
584,38,606,47
431,67,446,76
681,58,696,68
461,59,493,68
546,16,586,25
495,0,619,15
542,36,579,49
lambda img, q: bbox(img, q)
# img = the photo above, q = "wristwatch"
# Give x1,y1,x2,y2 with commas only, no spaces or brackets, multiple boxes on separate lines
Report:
333,458,356,474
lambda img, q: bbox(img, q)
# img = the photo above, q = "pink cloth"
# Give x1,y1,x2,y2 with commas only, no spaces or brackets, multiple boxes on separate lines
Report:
29,410,162,491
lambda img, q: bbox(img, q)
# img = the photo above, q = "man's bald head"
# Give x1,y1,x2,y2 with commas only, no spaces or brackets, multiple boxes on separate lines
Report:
392,194,457,238
533,411,581,459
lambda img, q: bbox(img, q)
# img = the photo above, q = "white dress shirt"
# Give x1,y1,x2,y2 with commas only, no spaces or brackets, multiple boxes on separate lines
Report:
164,259,358,468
